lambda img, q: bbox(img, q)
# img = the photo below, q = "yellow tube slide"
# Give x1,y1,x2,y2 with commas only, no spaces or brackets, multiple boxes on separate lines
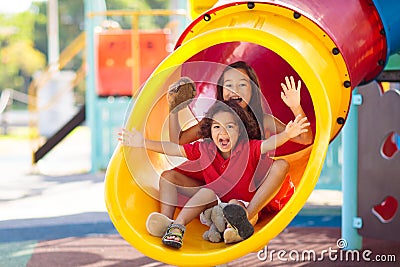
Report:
105,3,350,266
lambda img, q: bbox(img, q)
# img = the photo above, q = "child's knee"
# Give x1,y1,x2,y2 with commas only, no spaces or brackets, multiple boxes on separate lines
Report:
274,159,290,173
228,199,245,208
160,170,177,185
198,188,217,199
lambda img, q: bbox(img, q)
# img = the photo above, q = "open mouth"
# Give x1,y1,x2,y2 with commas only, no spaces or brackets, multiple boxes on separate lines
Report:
230,96,243,103
218,137,231,149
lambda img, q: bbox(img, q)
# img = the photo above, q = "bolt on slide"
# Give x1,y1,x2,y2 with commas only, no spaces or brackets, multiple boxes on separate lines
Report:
104,1,400,266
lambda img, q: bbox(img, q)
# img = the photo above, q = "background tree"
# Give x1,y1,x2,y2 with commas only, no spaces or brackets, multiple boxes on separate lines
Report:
0,10,46,108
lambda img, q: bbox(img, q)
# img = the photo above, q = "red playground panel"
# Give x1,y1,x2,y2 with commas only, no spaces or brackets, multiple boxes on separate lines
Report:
96,29,170,96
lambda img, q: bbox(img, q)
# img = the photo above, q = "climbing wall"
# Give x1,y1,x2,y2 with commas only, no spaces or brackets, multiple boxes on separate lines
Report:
358,81,400,241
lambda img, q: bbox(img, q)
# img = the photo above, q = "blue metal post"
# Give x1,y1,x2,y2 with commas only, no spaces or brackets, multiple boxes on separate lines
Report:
84,0,106,173
341,89,363,250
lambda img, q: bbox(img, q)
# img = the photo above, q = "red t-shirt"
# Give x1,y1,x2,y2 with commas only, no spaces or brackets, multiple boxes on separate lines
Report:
182,139,273,202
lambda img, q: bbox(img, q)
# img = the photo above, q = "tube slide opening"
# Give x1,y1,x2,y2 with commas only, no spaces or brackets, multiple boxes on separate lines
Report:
105,2,352,266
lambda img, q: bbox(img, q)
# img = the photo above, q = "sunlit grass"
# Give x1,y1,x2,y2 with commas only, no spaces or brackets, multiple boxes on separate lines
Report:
0,127,33,140
0,126,88,141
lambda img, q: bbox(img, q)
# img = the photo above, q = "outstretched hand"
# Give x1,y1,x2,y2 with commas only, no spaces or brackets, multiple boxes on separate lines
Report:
284,115,310,139
118,128,144,147
280,76,301,109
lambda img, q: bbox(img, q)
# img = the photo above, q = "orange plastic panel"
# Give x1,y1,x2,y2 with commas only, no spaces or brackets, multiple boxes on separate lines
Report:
96,30,169,96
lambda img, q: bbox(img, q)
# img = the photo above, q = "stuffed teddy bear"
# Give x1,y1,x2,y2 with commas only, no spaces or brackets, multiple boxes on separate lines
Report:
167,76,197,113
200,202,227,243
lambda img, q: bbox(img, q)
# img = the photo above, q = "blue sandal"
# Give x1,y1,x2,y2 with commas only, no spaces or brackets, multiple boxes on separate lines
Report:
162,223,186,249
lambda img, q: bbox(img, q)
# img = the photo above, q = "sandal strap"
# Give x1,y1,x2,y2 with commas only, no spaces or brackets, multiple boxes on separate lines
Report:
166,223,186,235
162,223,186,249
163,231,183,239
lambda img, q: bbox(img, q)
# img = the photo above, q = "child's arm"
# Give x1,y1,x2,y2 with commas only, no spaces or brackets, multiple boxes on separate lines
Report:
118,128,186,157
168,77,200,145
261,115,310,154
169,112,202,145
280,76,313,145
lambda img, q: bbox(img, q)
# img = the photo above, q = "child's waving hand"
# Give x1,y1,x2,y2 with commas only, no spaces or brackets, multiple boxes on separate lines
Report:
280,76,301,109
118,128,145,147
284,115,310,139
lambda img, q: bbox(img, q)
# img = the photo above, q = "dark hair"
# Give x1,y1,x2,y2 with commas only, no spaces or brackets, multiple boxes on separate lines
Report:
216,61,264,139
199,100,260,140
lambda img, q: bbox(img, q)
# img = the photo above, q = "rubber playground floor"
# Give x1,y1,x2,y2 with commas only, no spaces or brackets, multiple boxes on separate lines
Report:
1,127,399,266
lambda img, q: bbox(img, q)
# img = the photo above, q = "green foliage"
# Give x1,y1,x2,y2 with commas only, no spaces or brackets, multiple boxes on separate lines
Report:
59,0,84,50
31,1,48,56
0,10,46,94
2,41,46,75
105,0,170,30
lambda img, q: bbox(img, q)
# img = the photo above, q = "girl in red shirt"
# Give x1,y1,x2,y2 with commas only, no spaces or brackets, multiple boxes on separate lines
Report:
119,100,310,248
152,61,312,243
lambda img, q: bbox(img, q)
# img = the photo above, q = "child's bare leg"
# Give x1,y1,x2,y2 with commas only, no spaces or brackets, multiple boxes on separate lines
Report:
246,159,289,220
174,188,218,226
147,170,204,237
163,188,217,246
159,170,204,219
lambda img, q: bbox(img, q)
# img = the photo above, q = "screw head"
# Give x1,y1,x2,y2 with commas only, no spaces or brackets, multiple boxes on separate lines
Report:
247,2,255,9
203,14,211,21
332,47,340,55
344,81,351,88
293,12,301,19
337,117,345,125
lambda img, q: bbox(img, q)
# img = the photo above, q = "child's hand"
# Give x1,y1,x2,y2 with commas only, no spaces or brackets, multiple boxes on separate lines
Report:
118,128,145,147
280,76,301,109
284,115,310,139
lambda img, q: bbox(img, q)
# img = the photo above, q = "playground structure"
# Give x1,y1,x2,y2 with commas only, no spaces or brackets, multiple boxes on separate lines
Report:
355,80,399,242
13,0,397,266
26,5,188,169
27,32,86,163
100,0,400,266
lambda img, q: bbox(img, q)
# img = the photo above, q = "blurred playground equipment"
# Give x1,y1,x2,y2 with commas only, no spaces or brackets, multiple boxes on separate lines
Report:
0,88,30,134
100,0,400,266
26,3,188,169
27,31,86,163
356,80,399,242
